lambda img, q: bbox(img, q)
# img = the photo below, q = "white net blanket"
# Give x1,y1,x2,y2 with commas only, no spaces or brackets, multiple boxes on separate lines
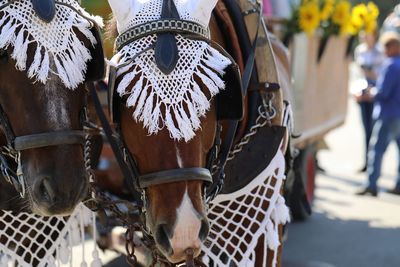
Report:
0,0,102,89
0,204,101,267
113,0,231,142
203,150,290,267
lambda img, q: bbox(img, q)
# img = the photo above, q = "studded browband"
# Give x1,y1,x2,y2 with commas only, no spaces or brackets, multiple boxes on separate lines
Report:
115,19,210,51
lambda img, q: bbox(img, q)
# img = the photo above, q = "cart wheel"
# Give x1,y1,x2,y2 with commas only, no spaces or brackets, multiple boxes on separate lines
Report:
289,144,316,221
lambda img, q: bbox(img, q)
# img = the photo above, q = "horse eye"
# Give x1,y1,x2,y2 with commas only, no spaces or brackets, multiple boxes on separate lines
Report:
0,50,8,63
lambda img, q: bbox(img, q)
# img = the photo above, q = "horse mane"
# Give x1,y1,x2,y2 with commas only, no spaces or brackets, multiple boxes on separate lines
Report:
105,14,118,40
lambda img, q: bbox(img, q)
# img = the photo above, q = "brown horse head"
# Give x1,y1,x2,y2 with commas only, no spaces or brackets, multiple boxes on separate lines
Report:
119,103,216,263
0,2,104,215
108,0,224,262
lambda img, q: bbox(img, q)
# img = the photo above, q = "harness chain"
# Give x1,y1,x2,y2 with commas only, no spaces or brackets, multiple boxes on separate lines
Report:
207,92,277,202
227,92,276,162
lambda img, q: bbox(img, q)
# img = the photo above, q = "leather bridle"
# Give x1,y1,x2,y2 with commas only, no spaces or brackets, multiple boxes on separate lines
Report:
97,0,263,203
0,101,90,197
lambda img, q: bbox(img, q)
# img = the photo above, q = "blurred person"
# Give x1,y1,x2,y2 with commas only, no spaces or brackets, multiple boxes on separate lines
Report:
353,32,385,172
357,31,400,196
382,4,400,34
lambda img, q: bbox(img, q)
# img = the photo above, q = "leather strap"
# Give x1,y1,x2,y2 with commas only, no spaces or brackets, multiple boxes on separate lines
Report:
154,0,181,74
207,2,262,199
139,167,212,188
0,104,15,146
116,20,209,52
90,82,140,193
14,130,85,151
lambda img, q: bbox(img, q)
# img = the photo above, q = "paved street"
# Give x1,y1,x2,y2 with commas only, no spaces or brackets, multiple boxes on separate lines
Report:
282,94,400,266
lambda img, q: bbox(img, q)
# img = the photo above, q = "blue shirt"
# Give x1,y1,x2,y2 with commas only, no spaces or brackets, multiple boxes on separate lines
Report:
374,56,400,120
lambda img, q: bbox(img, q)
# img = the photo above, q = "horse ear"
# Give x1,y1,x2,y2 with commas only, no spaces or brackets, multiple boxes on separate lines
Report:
187,0,218,25
107,0,134,33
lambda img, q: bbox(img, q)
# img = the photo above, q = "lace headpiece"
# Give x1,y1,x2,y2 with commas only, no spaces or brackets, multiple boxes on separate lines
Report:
111,0,231,142
0,0,103,89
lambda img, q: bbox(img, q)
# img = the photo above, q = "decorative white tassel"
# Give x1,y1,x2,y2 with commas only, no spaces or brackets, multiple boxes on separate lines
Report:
70,218,81,245
197,71,220,96
54,56,72,88
0,254,9,267
81,207,93,226
190,81,210,113
117,71,136,96
187,102,201,130
265,220,280,250
272,196,291,225
165,108,181,140
148,104,161,133
28,46,43,79
202,255,210,265
0,20,16,48
201,65,225,89
58,239,70,264
133,85,149,120
141,91,156,126
77,26,97,46
90,250,102,267
37,51,50,83
47,256,56,267
208,46,231,69
244,258,254,267
177,108,196,141
11,29,29,70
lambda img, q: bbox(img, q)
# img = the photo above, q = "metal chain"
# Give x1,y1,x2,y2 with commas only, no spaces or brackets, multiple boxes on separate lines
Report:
0,145,25,197
212,93,276,175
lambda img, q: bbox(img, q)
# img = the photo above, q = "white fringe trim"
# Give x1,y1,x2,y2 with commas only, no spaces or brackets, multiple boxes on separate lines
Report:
117,42,231,142
0,0,102,89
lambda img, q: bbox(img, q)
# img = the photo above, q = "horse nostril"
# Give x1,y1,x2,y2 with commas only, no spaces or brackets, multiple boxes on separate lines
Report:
38,178,57,203
155,224,173,255
199,219,209,241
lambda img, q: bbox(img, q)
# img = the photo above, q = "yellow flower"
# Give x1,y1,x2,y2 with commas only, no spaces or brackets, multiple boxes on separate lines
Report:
298,2,321,35
367,2,379,19
364,18,377,33
351,4,368,28
320,0,335,21
340,20,359,36
332,1,351,26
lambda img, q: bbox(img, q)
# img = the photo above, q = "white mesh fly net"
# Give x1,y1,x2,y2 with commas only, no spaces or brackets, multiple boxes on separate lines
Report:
0,204,102,267
203,149,291,267
0,0,103,89
112,0,232,142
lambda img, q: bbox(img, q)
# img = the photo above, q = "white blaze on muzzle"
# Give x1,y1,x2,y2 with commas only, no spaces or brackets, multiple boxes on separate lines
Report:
109,0,231,142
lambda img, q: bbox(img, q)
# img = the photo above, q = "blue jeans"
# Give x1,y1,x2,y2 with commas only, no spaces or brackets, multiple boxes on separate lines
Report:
367,118,400,190
358,101,374,165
